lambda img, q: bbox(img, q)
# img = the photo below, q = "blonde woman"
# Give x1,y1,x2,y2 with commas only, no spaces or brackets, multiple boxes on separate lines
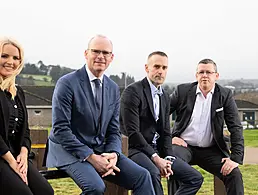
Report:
0,37,53,195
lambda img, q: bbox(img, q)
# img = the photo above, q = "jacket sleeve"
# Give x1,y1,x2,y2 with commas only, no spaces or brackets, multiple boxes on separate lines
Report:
104,86,122,155
224,90,244,164
169,88,179,115
120,86,156,158
51,78,94,161
0,135,10,156
0,100,10,156
162,94,173,157
19,87,31,153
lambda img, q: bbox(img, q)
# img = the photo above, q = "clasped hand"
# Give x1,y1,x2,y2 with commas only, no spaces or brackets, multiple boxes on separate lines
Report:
87,152,120,177
152,156,173,178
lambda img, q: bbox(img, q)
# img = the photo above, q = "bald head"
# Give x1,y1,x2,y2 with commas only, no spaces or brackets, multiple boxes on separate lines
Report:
87,35,113,51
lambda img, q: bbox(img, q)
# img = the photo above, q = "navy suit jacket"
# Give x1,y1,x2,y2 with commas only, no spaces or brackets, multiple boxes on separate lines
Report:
46,66,122,167
170,82,244,164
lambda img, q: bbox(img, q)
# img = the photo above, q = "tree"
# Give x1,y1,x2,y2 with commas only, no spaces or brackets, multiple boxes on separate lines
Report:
49,65,74,83
163,84,175,95
109,75,121,85
38,61,48,75
109,73,135,88
49,65,62,83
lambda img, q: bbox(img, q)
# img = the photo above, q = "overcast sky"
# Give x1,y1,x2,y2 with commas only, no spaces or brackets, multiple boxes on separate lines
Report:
2,0,258,83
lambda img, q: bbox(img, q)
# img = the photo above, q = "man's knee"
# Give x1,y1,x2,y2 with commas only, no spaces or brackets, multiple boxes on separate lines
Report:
149,167,161,183
149,166,161,178
172,145,192,163
193,171,204,187
81,179,106,195
137,166,152,182
228,167,243,181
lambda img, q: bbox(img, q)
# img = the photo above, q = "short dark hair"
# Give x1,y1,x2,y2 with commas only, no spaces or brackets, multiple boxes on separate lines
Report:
198,58,217,72
148,51,168,59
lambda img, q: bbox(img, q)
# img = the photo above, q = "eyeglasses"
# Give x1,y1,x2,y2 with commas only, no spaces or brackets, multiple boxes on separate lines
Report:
197,71,216,75
90,49,112,57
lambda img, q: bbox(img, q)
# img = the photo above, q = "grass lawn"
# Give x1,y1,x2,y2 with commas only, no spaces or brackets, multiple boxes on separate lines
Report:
244,129,258,147
21,74,52,81
34,80,54,86
48,164,258,195
20,74,54,86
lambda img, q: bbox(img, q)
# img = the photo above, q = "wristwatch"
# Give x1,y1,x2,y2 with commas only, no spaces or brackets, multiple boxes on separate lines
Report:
164,156,176,163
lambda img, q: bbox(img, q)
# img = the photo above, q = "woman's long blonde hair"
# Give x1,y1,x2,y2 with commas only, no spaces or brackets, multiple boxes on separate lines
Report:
0,37,24,98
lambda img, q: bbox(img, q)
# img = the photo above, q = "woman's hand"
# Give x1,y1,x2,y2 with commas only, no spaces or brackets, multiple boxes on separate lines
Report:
9,160,28,185
17,147,28,175
2,151,28,184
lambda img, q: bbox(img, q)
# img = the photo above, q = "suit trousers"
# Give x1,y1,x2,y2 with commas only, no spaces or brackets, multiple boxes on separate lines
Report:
130,152,203,195
0,158,54,195
59,154,155,195
172,144,244,195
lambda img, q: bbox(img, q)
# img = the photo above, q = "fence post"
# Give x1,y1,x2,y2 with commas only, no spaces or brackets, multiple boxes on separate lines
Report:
30,129,48,170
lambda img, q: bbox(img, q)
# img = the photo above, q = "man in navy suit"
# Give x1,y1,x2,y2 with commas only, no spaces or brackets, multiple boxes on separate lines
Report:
46,35,155,195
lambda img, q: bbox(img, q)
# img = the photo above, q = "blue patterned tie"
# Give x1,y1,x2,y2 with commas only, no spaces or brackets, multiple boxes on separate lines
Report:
93,79,102,120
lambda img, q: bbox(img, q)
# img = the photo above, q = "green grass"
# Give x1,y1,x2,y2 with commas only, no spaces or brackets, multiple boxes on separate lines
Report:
21,74,52,81
20,74,54,86
33,80,54,86
48,165,258,195
244,129,258,147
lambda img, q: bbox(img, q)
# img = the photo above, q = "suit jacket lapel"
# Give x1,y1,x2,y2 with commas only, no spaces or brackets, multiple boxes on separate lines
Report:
142,78,156,120
100,76,109,133
159,92,166,127
17,88,27,120
0,90,9,138
211,84,220,120
78,67,98,127
186,84,197,120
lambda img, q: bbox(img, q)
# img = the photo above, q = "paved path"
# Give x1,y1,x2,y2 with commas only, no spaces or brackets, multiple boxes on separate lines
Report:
244,147,258,164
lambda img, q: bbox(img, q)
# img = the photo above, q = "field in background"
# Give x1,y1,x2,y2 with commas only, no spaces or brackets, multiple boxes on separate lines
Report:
20,74,54,86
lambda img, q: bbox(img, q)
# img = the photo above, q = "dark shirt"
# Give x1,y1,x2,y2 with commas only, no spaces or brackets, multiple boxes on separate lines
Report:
4,91,24,156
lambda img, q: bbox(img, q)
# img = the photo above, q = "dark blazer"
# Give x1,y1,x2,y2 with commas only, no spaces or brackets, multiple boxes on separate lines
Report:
120,77,173,159
170,82,244,164
0,86,31,156
46,66,122,167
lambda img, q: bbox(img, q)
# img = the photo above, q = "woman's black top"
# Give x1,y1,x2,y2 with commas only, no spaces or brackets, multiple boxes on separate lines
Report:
4,90,25,156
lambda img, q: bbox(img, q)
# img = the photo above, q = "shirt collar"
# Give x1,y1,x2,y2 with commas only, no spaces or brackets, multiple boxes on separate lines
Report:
146,77,163,96
196,84,215,95
85,64,104,83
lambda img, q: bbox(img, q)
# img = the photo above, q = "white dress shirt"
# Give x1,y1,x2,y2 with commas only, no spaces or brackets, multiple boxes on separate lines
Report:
85,65,103,97
181,85,215,147
146,77,163,122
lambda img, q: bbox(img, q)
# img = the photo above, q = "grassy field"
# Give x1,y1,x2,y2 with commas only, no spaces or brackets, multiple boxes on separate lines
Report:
48,165,258,195
244,129,258,147
21,74,52,81
20,74,54,86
